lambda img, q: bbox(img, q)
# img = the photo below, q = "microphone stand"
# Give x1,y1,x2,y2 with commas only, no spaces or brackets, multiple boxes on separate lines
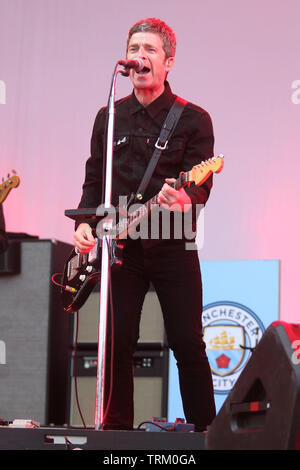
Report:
94,61,127,430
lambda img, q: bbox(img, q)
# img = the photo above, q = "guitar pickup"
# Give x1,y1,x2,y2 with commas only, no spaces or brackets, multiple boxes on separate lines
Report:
76,253,87,268
67,253,87,280
67,254,79,280
88,237,99,263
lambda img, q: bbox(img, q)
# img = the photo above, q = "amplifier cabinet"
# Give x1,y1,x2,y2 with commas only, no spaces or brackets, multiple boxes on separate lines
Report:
68,345,169,428
0,239,73,425
68,285,169,428
75,287,167,345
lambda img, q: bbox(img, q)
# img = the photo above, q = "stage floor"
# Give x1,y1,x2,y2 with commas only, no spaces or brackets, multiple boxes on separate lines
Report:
0,426,206,451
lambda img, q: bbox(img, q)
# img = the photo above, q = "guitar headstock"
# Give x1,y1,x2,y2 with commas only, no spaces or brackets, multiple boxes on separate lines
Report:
0,172,21,203
190,154,224,186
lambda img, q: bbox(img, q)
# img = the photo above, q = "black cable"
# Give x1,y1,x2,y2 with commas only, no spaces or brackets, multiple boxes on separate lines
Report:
64,436,72,449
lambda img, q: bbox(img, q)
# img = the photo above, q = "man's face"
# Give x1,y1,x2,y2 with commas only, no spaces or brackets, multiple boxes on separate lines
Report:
126,32,174,95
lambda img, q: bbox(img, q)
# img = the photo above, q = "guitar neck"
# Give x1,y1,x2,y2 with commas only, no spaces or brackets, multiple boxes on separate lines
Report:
112,153,224,240
115,171,190,240
0,175,20,204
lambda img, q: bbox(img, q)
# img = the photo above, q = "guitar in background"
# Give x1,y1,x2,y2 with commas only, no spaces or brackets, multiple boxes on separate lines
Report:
0,171,20,253
0,171,20,204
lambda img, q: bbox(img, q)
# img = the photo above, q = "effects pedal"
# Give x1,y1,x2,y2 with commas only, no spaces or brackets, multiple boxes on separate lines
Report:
145,417,195,432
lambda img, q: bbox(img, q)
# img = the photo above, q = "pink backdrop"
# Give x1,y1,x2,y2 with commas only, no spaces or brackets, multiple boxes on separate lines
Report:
1,0,300,322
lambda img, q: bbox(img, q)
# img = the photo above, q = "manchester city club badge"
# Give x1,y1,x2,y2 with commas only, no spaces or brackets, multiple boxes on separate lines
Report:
202,301,265,394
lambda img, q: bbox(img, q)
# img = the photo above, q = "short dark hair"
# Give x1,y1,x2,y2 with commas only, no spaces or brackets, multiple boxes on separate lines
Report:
127,18,176,58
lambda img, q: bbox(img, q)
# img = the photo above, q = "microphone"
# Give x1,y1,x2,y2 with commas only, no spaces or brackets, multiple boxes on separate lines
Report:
118,58,145,73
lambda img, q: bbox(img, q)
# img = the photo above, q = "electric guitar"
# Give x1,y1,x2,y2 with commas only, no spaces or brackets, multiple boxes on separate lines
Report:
0,172,20,203
61,155,224,312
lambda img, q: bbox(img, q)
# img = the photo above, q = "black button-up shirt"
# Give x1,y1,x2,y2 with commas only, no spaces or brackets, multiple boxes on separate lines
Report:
77,81,214,245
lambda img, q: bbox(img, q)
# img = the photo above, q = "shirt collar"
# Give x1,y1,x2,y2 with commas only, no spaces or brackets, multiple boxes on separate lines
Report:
129,81,176,118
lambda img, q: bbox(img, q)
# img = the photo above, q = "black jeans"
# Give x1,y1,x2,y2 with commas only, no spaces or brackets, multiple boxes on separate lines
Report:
103,238,216,430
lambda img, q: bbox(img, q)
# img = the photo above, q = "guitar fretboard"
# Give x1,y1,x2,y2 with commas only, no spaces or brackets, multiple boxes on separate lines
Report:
115,170,190,239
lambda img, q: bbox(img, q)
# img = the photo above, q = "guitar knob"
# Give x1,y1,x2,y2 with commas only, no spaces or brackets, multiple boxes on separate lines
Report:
79,275,86,282
86,265,93,273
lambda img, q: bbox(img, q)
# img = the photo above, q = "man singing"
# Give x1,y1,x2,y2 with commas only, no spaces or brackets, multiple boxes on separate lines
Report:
73,18,216,431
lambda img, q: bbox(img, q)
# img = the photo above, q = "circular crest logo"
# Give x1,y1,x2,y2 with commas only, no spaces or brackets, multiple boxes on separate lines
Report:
202,301,265,394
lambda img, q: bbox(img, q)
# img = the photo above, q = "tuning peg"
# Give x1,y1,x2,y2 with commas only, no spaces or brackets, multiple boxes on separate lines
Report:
12,169,17,175
7,173,10,178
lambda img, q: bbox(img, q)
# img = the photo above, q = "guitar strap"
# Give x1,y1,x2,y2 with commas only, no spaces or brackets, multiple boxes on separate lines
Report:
129,95,187,205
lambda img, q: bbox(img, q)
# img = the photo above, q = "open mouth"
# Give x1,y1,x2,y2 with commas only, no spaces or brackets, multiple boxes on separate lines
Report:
137,66,151,75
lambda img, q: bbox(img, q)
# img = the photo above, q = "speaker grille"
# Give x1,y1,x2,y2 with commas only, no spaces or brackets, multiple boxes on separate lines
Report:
69,375,165,428
75,287,166,345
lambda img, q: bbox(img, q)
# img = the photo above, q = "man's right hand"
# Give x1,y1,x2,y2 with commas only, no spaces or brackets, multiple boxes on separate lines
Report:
73,223,96,253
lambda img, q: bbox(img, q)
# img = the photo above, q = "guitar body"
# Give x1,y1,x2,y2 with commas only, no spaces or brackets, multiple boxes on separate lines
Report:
61,237,125,312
